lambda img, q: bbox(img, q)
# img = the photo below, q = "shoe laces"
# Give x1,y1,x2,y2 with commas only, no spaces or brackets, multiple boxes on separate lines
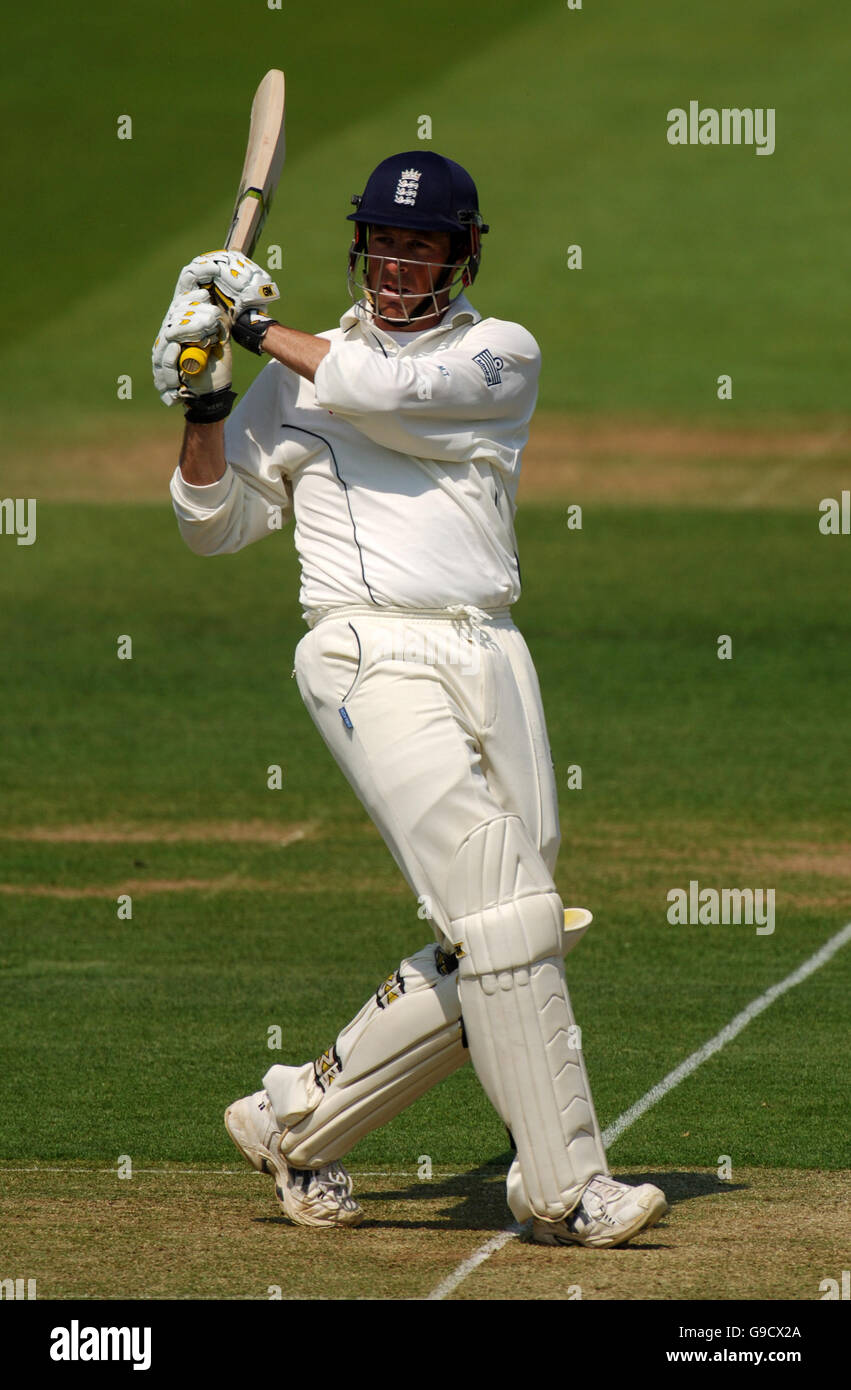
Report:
313,1162,353,1199
292,1162,355,1208
573,1175,627,1222
585,1175,627,1202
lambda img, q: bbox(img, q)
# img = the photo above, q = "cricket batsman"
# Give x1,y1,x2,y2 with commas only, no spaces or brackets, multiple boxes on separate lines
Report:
152,151,668,1247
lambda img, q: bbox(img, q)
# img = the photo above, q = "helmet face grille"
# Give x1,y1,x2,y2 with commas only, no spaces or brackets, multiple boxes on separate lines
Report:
346,240,473,327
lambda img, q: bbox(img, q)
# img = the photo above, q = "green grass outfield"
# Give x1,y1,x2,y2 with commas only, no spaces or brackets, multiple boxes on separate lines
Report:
1,502,848,1179
1,0,849,1305
3,0,850,444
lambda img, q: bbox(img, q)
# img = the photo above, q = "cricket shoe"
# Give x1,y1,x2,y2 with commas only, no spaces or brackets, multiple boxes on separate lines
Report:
531,1175,668,1249
224,1090,363,1229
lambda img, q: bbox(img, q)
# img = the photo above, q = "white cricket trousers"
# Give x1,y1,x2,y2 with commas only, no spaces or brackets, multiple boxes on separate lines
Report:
294,606,560,915
292,605,607,1219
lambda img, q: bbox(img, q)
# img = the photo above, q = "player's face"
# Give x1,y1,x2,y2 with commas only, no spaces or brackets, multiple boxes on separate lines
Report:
365,226,457,330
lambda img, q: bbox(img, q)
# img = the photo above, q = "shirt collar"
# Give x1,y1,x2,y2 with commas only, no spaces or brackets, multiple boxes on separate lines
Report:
340,293,480,345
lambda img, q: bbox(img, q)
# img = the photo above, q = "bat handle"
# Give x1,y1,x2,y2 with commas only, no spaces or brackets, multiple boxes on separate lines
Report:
179,278,225,377
179,342,210,377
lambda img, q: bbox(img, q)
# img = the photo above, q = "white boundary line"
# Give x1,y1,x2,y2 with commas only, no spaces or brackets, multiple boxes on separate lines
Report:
426,921,851,1301
426,1225,524,1301
602,921,851,1147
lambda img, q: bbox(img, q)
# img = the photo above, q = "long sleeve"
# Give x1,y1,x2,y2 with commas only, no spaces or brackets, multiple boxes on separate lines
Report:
169,362,294,556
313,319,540,475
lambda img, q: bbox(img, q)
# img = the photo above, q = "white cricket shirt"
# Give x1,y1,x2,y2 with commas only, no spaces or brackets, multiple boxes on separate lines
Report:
170,294,541,617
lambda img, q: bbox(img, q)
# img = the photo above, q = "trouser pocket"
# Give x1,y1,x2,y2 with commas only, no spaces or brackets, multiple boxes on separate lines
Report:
295,618,365,716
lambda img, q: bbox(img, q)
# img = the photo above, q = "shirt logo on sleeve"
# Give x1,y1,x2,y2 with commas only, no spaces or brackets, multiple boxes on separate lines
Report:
472,348,504,387
394,168,422,205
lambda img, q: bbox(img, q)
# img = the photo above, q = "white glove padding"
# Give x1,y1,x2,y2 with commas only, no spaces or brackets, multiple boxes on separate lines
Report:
175,250,280,319
152,291,232,405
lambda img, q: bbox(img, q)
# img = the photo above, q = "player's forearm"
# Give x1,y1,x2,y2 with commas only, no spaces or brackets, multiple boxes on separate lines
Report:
179,421,228,485
261,323,330,381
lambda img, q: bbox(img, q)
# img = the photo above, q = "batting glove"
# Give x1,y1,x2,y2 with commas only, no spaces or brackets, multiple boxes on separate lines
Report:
176,250,280,320
152,291,235,420
232,307,281,355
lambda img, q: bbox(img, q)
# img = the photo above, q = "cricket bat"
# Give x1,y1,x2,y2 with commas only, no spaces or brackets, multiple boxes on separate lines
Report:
179,69,287,377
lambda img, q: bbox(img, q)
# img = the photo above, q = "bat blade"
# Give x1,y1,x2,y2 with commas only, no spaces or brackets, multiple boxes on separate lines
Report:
225,68,287,256
179,70,286,378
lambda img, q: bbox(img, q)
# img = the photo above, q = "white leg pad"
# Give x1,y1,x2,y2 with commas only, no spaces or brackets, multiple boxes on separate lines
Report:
261,906,596,1177
450,816,608,1221
263,944,464,1168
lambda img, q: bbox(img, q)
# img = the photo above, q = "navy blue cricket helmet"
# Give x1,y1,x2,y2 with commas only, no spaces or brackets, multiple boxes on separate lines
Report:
347,151,489,315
